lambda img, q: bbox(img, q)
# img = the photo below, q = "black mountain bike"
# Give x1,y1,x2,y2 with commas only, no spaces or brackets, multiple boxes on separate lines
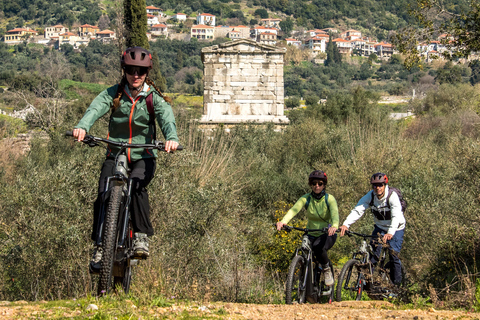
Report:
66,131,182,295
335,230,406,302
281,226,336,304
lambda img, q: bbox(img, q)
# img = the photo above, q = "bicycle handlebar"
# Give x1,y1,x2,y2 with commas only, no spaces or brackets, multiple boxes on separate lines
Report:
281,225,340,233
65,131,184,151
344,230,373,238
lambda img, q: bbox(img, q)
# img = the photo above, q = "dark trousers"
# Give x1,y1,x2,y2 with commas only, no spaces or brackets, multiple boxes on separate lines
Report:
370,225,404,285
308,233,337,265
91,157,156,241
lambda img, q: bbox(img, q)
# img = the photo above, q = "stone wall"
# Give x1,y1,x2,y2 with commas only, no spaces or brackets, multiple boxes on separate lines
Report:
200,39,289,124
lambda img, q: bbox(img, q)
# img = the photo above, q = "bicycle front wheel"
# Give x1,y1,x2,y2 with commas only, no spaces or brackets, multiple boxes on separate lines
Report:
113,220,133,294
336,259,364,302
285,255,307,304
98,185,123,296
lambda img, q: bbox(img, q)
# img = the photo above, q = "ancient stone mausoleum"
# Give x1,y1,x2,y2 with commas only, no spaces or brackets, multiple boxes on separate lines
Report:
200,39,289,125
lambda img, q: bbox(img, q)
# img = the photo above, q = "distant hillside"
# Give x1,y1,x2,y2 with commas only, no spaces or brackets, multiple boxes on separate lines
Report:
0,0,470,41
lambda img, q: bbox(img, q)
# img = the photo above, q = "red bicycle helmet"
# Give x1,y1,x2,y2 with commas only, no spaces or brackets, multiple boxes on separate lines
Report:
370,172,388,185
308,170,327,185
121,47,153,69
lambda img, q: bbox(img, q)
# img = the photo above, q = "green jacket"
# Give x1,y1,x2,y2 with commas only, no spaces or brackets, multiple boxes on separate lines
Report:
281,193,340,237
75,83,179,162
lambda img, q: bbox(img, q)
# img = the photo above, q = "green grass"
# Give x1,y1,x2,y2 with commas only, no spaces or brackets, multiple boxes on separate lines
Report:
59,80,109,99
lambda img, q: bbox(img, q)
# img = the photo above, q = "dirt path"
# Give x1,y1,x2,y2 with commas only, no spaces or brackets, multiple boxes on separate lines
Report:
0,300,478,319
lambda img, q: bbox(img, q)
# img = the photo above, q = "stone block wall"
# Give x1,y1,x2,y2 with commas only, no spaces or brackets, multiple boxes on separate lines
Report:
200,39,289,124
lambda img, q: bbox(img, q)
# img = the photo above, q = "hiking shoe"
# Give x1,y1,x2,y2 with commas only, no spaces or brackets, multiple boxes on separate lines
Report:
133,233,149,258
89,245,103,274
323,264,334,286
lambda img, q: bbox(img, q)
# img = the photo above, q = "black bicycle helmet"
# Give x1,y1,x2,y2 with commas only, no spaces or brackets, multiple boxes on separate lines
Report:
308,170,327,185
121,47,153,69
370,172,388,185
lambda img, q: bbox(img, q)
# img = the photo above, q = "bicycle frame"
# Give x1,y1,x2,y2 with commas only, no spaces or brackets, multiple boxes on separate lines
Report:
283,226,335,304
336,230,394,301
66,131,183,295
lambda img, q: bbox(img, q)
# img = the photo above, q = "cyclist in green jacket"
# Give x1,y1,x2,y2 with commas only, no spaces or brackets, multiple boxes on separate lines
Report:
72,47,179,273
276,170,339,286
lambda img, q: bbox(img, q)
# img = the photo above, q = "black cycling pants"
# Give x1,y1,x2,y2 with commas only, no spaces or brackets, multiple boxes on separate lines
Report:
308,233,337,265
91,157,156,241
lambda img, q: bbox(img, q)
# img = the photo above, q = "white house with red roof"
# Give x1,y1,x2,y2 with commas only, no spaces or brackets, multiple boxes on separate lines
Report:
4,28,38,44
45,25,68,39
332,38,353,54
151,24,168,37
173,13,187,21
197,13,216,26
251,26,279,38
147,14,160,26
342,29,362,40
191,24,215,40
306,35,329,54
285,38,302,47
375,41,394,58
146,5,164,16
96,29,116,43
257,31,277,45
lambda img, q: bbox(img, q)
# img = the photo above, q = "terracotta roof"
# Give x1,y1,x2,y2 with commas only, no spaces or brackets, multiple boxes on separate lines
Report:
176,13,186,15
152,24,167,28
200,13,215,16
97,30,114,34
192,24,214,29
146,6,161,9
80,24,99,29
7,28,37,33
333,38,349,42
60,32,76,36
52,25,65,28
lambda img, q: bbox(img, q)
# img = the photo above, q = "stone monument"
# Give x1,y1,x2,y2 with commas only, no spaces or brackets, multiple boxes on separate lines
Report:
200,39,289,125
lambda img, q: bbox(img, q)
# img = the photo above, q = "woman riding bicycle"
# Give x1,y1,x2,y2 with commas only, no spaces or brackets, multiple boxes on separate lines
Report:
339,173,405,285
72,46,179,273
276,170,339,286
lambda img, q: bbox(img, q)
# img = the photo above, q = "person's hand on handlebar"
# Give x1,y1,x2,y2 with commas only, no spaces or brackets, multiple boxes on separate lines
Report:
328,226,337,236
382,233,393,243
165,140,179,153
339,225,349,236
73,128,86,142
276,221,286,231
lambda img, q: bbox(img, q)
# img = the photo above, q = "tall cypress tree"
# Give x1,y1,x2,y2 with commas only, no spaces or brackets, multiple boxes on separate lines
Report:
124,0,149,49
325,34,334,66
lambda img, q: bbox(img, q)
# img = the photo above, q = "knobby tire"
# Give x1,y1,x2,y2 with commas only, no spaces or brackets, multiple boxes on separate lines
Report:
336,259,364,302
113,220,133,294
285,255,306,304
98,185,123,296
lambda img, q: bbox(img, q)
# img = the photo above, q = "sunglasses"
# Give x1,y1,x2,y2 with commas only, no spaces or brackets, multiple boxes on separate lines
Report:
372,183,384,188
310,182,324,187
125,66,148,76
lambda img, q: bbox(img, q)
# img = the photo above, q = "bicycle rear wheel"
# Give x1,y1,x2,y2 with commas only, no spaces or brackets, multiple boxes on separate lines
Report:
285,255,307,304
336,259,364,302
98,185,123,296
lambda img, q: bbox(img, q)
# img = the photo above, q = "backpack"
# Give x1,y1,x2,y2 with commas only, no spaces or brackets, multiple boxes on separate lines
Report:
369,187,407,214
146,93,156,139
305,193,330,213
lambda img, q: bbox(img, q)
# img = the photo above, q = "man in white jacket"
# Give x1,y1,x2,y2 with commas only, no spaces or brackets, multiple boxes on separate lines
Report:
339,173,405,285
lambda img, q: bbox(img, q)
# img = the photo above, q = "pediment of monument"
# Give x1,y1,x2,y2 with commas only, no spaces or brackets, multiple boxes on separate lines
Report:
201,39,286,54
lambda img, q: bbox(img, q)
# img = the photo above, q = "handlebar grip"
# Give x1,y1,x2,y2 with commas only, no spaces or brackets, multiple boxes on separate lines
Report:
65,131,73,137
176,145,184,151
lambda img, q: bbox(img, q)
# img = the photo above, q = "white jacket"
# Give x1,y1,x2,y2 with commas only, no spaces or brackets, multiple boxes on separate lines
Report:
342,185,406,235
